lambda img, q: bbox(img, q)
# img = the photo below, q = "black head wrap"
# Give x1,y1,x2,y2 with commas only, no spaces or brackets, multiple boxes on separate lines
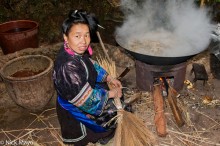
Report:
62,9,99,42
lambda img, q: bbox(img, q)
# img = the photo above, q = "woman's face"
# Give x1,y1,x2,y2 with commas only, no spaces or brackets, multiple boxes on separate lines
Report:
64,23,91,54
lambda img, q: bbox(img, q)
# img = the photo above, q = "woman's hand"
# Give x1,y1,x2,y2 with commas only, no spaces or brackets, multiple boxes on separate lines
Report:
106,75,122,88
106,75,123,98
108,87,122,99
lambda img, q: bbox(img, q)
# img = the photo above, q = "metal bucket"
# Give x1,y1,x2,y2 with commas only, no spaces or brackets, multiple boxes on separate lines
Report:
0,20,39,55
0,55,54,111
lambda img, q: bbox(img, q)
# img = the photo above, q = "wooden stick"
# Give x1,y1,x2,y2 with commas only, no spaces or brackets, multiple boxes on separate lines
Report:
200,0,205,8
168,87,184,127
96,31,111,63
153,84,167,137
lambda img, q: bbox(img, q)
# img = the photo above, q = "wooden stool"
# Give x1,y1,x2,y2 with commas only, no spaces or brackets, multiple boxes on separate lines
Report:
191,63,208,85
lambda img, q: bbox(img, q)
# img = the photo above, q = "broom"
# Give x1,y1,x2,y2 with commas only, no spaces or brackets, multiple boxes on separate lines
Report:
96,31,156,146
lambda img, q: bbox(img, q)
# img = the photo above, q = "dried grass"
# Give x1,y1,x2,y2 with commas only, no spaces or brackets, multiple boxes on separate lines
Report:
107,0,121,7
0,108,64,146
96,55,117,78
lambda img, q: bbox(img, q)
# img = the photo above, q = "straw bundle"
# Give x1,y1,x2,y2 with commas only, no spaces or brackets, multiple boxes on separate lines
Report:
96,56,117,78
97,56,156,146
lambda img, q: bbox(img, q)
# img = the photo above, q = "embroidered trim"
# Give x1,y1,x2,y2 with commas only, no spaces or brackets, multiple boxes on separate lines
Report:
69,82,90,103
75,87,93,107
62,123,87,143
68,58,92,106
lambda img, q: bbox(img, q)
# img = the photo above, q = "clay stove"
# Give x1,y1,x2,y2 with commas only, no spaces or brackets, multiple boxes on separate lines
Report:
135,60,187,92
135,60,186,136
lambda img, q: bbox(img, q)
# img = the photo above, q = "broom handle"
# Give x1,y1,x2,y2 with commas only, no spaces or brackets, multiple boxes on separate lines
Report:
114,97,123,110
96,31,111,63
96,31,123,109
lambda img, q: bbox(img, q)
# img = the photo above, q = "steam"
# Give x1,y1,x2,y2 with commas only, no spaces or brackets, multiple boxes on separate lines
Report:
115,0,213,57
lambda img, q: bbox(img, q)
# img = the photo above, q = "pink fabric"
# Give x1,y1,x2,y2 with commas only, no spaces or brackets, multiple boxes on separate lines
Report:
65,48,75,55
88,45,93,55
64,41,93,56
64,41,75,55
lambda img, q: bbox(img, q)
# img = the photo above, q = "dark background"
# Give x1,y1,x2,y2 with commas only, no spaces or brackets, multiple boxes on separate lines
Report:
0,0,219,45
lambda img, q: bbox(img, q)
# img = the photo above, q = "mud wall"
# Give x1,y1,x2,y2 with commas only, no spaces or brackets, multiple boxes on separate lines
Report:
0,0,122,44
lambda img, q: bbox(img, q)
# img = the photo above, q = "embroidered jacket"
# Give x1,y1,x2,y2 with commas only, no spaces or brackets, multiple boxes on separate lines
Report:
53,46,109,116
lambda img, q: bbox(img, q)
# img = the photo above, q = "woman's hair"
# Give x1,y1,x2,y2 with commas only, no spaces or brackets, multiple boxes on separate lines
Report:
62,9,99,42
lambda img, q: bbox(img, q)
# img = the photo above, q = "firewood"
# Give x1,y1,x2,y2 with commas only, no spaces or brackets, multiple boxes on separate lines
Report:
153,84,167,137
168,87,185,127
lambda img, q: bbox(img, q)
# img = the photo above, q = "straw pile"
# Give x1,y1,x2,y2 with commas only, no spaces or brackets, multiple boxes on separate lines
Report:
97,56,156,146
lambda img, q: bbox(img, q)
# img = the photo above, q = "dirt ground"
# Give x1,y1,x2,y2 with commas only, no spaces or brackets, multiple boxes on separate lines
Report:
0,42,220,146
0,29,220,146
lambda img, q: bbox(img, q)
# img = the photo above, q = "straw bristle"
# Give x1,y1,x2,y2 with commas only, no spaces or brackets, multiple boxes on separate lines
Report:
96,55,116,78
97,55,156,146
112,109,156,146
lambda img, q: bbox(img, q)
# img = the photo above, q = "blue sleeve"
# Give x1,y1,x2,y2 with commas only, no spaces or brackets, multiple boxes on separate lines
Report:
68,82,109,116
93,61,108,83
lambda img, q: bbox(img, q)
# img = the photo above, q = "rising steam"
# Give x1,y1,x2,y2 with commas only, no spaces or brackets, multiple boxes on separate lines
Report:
115,0,214,57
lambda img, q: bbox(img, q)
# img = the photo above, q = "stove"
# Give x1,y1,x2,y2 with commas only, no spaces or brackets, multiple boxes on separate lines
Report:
135,60,187,92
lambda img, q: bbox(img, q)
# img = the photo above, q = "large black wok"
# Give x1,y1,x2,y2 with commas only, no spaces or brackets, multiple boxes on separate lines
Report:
115,36,198,65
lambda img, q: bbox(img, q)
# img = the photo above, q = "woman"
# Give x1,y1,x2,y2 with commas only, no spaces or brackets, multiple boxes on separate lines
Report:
53,9,124,146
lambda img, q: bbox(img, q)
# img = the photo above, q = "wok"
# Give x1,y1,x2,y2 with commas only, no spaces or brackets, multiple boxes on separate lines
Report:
115,36,197,65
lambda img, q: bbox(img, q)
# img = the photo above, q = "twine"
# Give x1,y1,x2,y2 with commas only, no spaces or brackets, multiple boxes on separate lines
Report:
155,109,165,114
